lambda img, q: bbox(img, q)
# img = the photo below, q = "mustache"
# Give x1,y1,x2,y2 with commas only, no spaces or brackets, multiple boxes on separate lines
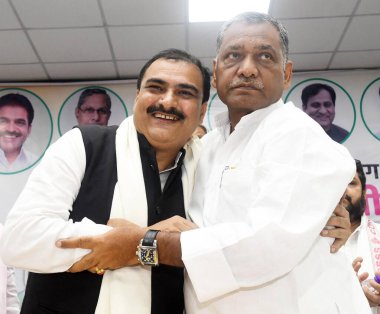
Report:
229,77,265,90
0,131,22,137
147,104,185,120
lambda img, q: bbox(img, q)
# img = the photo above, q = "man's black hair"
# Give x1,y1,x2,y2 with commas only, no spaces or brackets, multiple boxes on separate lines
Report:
301,83,336,107
77,88,111,110
0,93,34,124
137,48,211,104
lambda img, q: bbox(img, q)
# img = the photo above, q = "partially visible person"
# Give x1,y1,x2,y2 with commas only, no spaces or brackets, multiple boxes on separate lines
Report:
0,93,37,172
0,224,20,314
75,88,112,126
301,83,349,143
193,124,207,138
345,159,380,313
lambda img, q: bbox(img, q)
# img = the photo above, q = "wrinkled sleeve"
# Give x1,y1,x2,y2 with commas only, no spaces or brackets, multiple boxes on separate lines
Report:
181,121,355,302
0,128,111,273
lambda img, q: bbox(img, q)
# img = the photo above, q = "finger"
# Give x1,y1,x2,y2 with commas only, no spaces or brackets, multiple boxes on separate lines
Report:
325,216,350,229
68,254,97,273
177,220,198,231
358,272,369,282
329,240,342,253
333,204,349,217
56,236,94,249
323,228,349,241
352,256,363,268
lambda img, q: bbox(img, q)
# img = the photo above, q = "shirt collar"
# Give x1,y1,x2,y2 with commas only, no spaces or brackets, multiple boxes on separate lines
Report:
136,132,185,174
214,98,285,138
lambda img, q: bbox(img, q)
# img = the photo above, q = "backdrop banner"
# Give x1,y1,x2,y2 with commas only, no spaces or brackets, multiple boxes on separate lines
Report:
1,69,380,223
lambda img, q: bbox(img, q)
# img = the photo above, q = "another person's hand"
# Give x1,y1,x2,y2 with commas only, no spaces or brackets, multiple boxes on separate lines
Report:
150,215,198,232
56,222,145,273
353,257,380,307
320,202,350,253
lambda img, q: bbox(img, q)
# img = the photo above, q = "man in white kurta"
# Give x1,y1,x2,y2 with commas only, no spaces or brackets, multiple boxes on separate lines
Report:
151,12,369,314
181,99,369,313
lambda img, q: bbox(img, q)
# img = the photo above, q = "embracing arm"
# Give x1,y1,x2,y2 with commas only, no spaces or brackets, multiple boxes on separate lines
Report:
57,215,194,273
0,129,110,273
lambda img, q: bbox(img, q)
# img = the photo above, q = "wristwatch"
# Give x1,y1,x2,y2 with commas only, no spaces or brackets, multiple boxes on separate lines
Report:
136,229,160,266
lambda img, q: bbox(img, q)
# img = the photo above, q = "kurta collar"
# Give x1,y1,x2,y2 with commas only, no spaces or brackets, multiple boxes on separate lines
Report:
214,98,285,139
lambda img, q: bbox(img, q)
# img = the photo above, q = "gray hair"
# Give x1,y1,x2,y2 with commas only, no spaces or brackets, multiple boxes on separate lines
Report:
216,12,289,63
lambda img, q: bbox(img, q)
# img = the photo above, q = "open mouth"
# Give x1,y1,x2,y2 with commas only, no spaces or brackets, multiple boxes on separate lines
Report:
152,112,180,121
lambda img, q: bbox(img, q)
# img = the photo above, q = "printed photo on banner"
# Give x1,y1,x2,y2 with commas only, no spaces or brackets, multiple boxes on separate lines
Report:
0,88,53,175
285,78,356,144
360,77,380,141
57,86,128,136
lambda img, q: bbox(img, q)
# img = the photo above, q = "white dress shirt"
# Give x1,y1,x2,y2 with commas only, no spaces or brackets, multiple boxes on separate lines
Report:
181,100,371,313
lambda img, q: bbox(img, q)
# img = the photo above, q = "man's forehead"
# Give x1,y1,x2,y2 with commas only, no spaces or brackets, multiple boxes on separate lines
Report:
143,58,203,84
0,104,28,115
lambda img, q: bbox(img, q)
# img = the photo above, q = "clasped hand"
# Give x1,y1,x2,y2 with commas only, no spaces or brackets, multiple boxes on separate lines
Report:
56,215,197,274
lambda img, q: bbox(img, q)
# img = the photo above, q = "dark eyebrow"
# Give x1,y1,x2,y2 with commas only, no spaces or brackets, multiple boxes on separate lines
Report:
176,83,200,96
225,44,243,51
145,78,199,96
258,44,277,54
144,78,166,86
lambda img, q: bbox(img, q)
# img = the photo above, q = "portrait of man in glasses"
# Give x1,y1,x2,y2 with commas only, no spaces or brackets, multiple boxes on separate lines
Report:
75,88,112,126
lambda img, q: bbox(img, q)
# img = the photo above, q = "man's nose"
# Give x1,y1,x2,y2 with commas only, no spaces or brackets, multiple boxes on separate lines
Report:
160,90,177,107
237,57,258,78
6,121,17,132
319,105,328,114
92,111,100,121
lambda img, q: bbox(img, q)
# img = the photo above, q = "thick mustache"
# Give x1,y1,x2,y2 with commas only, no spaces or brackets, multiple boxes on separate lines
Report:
147,104,185,120
0,131,21,137
229,77,264,90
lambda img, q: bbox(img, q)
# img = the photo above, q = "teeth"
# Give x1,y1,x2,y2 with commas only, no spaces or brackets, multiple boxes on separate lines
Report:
154,113,179,121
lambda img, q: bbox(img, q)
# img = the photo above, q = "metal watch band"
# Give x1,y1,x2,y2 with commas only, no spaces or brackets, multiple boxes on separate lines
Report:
142,229,159,246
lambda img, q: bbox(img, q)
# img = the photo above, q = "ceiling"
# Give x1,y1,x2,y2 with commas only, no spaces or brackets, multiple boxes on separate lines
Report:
0,0,379,83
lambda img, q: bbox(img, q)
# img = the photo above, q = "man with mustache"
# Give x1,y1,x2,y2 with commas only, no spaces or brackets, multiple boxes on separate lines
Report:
0,49,209,314
301,83,349,143
56,12,369,313
345,160,380,313
0,93,37,172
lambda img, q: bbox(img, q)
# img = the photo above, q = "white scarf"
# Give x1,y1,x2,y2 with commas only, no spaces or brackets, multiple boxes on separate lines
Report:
95,116,201,314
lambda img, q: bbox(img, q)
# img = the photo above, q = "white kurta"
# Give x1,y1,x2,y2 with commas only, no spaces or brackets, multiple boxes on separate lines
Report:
182,100,371,313
346,215,380,314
